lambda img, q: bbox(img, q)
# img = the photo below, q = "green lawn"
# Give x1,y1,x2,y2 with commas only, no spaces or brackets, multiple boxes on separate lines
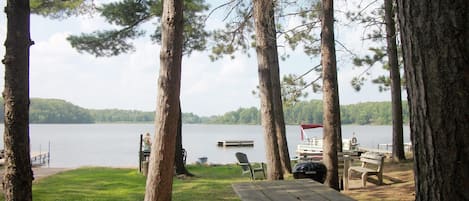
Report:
2,164,251,201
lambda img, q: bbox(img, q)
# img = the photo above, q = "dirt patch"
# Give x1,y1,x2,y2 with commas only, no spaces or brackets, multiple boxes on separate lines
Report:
0,167,71,184
342,159,415,201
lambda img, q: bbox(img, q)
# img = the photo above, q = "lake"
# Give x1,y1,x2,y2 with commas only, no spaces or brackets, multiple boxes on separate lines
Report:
0,124,410,168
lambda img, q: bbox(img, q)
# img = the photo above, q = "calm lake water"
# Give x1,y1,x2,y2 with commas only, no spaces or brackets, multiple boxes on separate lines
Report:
0,124,410,168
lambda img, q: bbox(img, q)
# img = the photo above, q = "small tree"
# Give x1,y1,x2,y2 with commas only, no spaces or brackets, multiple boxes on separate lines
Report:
383,0,405,161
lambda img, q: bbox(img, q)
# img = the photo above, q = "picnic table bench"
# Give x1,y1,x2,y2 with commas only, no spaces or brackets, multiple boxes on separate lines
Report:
232,179,355,201
348,152,385,187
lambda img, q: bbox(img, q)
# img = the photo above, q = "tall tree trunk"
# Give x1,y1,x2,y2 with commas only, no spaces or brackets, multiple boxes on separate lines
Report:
397,0,469,200
253,0,283,180
384,0,405,162
269,15,291,176
2,1,33,200
321,0,340,190
272,78,291,174
174,103,193,176
144,0,184,199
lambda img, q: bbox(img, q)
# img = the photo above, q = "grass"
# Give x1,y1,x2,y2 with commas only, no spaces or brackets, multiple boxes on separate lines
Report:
33,167,147,201
0,160,415,201
0,164,250,201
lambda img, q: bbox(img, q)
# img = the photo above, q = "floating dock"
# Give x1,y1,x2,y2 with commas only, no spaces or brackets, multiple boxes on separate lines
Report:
217,140,254,147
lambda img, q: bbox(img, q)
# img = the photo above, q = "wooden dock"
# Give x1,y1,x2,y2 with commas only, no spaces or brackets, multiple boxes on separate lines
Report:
377,142,413,152
358,146,392,154
217,140,254,147
31,151,50,166
0,151,50,167
358,142,413,155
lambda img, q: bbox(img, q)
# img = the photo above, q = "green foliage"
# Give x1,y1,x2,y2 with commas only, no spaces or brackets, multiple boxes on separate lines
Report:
67,0,210,57
151,0,210,55
206,100,409,125
27,98,94,123
283,100,323,124
208,107,260,125
68,29,145,57
209,0,323,61
280,2,322,57
209,5,255,61
88,109,154,123
182,112,203,123
281,74,309,107
347,1,405,92
98,0,152,26
30,0,93,19
341,101,409,125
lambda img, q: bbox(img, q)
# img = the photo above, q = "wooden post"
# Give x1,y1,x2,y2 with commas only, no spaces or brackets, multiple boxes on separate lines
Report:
138,134,143,173
48,141,50,167
344,155,350,191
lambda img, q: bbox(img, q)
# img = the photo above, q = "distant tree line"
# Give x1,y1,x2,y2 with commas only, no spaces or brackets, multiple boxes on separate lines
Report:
209,100,409,125
0,98,407,124
0,98,94,123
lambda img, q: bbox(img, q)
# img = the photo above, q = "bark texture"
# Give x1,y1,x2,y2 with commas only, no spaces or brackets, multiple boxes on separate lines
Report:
144,0,184,199
397,0,469,200
253,0,283,180
174,104,192,176
272,73,291,174
2,1,33,200
384,0,405,162
269,13,291,176
321,0,340,190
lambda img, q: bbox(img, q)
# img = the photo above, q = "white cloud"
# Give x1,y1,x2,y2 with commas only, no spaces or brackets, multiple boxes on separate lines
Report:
180,52,259,115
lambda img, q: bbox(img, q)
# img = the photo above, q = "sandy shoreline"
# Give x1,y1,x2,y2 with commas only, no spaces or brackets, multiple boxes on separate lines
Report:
0,167,71,184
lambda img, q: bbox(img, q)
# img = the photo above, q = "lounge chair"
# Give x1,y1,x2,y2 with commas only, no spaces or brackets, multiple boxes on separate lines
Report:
235,152,266,180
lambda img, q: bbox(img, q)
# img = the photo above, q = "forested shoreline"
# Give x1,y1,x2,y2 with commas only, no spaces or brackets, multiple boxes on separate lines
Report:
0,98,408,125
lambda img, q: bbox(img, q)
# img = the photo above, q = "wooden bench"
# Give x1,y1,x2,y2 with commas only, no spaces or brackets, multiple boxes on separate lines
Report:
348,152,385,187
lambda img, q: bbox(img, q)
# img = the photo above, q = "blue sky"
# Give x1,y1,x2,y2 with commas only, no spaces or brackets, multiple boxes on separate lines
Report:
0,0,403,116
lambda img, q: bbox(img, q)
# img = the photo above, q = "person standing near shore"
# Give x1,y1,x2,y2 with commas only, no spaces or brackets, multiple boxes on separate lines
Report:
143,133,152,151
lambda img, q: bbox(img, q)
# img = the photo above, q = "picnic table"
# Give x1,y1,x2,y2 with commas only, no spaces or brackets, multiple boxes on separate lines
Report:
232,179,356,201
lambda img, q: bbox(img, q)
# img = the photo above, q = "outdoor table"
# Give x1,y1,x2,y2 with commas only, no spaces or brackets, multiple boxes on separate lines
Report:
232,179,356,201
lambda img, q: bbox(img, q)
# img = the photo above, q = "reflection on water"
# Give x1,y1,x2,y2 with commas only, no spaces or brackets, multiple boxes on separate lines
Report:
0,124,409,167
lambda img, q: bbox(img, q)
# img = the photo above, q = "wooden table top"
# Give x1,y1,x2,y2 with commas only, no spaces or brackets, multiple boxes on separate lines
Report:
232,179,356,201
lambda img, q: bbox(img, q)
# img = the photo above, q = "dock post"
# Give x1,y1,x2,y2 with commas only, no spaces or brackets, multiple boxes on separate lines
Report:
48,141,51,167
139,134,143,173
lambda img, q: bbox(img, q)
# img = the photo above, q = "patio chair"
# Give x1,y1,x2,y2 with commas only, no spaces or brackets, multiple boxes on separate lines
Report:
235,152,266,180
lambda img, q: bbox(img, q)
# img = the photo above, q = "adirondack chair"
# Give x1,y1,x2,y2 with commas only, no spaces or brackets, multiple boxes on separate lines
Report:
235,152,266,180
